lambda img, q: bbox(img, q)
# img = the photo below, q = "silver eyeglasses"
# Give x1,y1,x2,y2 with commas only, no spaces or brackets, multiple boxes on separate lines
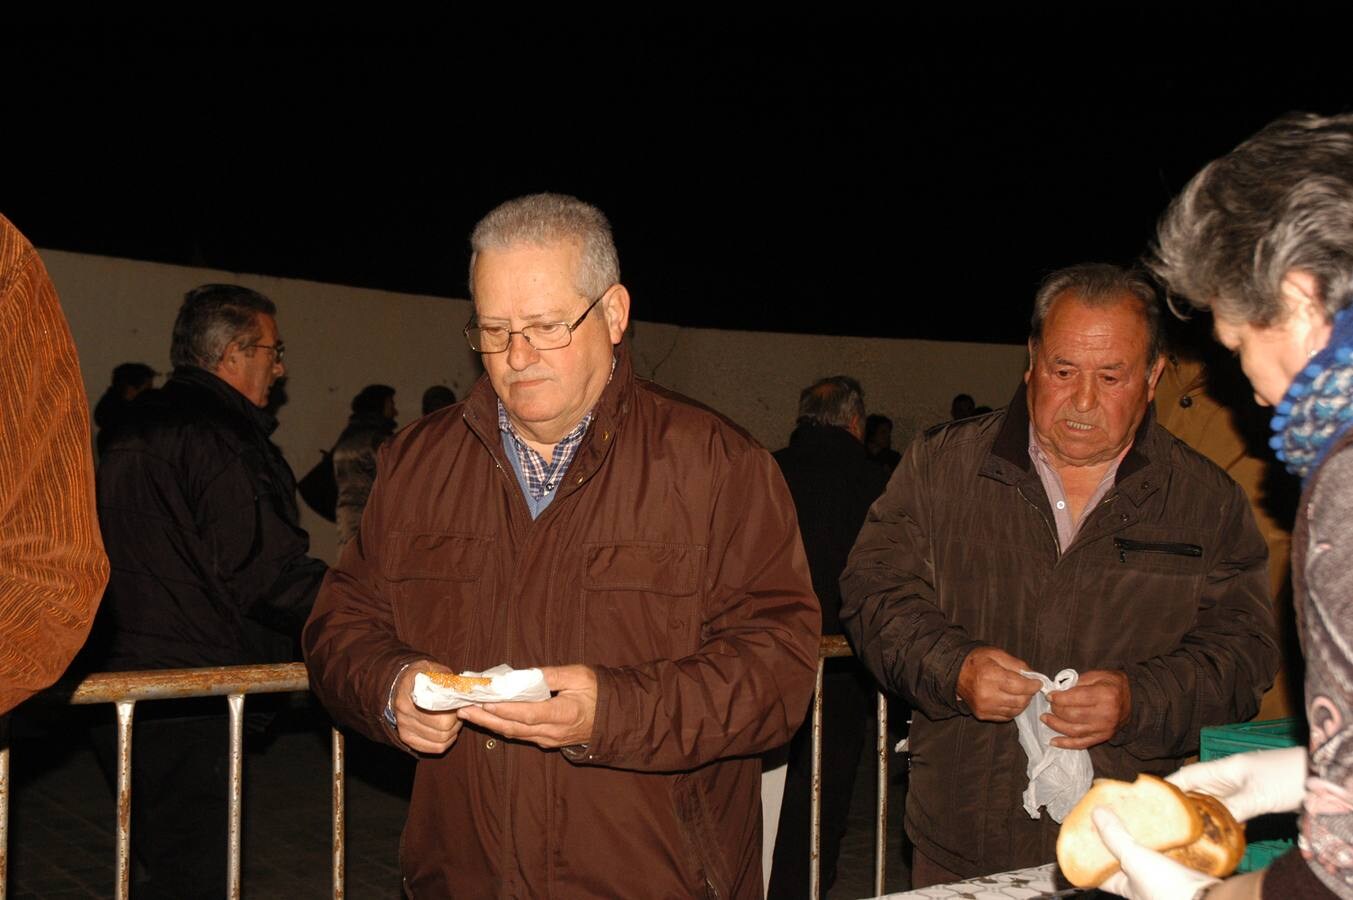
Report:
463,292,607,353
247,341,286,363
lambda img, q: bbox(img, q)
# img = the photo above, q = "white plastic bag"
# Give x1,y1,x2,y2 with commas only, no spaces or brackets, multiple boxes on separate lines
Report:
1014,668,1093,823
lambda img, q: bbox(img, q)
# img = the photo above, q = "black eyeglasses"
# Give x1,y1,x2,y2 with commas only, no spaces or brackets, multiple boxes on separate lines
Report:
463,291,609,354
247,341,286,363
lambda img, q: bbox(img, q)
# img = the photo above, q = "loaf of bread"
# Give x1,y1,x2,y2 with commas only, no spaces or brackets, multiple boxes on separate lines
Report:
1056,774,1245,888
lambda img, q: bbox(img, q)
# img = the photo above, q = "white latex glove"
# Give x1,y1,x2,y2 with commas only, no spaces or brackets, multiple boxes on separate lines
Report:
1093,807,1220,900
1166,746,1307,822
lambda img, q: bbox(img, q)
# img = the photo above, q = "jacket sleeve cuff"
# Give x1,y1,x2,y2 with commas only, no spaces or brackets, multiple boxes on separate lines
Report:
932,637,987,719
1105,665,1160,754
375,653,426,753
562,665,612,766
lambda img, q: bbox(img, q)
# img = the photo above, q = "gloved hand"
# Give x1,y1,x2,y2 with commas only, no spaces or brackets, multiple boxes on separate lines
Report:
1093,807,1220,900
1166,746,1307,822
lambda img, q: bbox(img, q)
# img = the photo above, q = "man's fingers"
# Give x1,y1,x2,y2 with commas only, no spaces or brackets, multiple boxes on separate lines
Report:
458,704,572,747
398,715,462,754
1048,685,1109,710
1042,712,1092,736
479,699,560,726
459,704,558,739
1049,733,1104,750
998,671,1041,696
972,694,1036,722
1043,711,1112,748
456,704,516,733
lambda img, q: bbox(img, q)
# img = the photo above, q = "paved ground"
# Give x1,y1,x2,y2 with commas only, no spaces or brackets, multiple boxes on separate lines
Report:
6,699,909,899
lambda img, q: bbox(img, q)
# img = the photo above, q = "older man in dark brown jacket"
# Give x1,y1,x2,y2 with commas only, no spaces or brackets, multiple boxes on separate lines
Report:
304,194,820,898
842,264,1279,885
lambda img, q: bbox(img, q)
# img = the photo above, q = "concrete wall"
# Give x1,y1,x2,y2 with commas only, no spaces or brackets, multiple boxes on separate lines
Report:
42,249,1028,564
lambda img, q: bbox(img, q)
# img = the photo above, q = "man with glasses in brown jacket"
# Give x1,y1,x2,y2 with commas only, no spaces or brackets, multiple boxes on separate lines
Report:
305,193,821,898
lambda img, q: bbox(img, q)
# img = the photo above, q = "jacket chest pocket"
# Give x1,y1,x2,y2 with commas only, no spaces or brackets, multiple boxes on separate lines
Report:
1075,531,1207,654
384,531,493,666
580,542,702,667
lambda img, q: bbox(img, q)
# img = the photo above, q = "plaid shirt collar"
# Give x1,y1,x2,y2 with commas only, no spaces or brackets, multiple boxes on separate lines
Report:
498,401,593,501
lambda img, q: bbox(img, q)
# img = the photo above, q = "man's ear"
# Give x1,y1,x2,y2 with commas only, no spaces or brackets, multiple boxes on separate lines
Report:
1024,339,1036,385
602,284,631,344
215,341,243,378
1145,353,1167,402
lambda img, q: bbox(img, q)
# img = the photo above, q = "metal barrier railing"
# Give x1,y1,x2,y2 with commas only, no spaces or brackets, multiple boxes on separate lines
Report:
0,663,339,900
0,638,890,900
812,634,889,900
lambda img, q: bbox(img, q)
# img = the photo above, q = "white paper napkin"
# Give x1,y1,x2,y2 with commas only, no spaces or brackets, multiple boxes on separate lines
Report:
411,664,551,712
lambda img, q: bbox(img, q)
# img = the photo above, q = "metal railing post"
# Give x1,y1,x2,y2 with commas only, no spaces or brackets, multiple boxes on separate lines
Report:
332,727,345,899
226,693,245,899
875,689,889,897
115,700,135,900
808,657,825,900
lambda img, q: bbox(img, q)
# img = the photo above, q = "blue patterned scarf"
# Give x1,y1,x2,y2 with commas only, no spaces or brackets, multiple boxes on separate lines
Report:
1270,306,1353,482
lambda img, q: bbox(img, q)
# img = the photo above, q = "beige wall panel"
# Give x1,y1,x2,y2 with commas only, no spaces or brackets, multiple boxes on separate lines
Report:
42,249,1027,563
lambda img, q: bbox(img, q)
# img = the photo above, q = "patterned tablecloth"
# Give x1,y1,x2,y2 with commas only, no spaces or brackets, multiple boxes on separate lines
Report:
876,862,1085,898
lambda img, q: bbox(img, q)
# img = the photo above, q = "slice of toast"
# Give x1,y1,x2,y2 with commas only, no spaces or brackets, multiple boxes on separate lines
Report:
423,672,493,692
1057,774,1204,888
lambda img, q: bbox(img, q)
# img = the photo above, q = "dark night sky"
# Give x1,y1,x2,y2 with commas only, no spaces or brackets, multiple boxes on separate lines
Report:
5,11,1352,344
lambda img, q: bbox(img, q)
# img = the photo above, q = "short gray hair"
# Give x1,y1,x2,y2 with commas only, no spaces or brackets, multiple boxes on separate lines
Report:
1030,263,1162,364
1151,112,1353,326
170,284,275,370
470,193,620,300
797,376,866,430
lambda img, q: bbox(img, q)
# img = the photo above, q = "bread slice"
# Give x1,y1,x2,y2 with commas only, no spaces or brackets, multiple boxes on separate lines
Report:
1163,792,1246,877
1057,774,1203,888
423,671,493,692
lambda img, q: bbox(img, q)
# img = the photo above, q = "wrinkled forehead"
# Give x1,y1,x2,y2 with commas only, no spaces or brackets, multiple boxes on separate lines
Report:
472,241,587,319
1038,294,1151,359
472,238,583,288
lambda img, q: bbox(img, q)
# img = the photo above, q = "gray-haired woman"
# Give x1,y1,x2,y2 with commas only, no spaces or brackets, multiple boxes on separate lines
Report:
1093,112,1353,900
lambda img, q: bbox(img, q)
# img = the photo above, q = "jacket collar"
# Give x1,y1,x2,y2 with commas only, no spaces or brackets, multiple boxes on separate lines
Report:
982,381,1164,508
170,366,279,436
785,422,868,460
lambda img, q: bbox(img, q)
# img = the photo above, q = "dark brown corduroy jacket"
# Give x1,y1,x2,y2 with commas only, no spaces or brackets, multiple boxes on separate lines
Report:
841,384,1279,879
304,346,820,899
0,214,108,713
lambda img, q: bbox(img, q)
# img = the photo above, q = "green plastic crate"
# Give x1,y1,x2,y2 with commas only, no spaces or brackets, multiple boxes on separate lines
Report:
1199,718,1306,873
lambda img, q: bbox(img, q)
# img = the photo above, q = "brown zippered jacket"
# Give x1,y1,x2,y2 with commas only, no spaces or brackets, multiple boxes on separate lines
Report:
841,384,1279,879
303,345,820,898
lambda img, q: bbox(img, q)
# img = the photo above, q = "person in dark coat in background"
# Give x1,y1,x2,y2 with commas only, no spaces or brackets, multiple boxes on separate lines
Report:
92,361,156,459
769,375,889,899
865,413,902,474
94,283,327,899
420,384,456,415
333,383,397,549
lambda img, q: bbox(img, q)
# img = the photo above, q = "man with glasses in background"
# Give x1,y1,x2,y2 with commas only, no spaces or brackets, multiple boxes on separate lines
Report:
96,283,327,899
305,193,820,898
